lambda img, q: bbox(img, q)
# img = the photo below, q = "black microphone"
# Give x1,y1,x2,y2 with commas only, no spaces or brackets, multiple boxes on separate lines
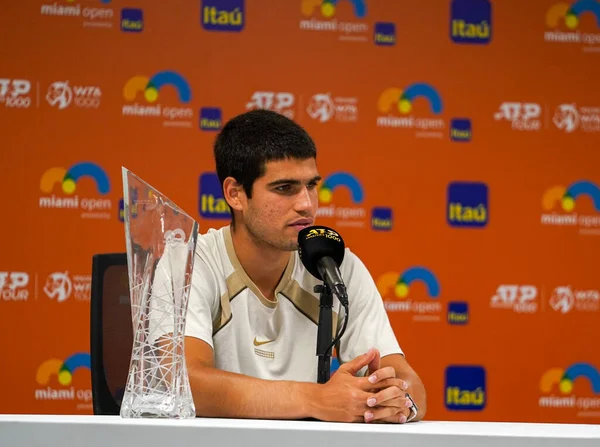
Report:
297,225,349,307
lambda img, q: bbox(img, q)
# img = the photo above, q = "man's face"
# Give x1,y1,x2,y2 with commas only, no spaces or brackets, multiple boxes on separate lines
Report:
242,157,320,251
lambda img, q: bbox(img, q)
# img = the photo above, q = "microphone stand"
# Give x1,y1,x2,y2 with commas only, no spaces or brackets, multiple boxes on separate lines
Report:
315,283,333,384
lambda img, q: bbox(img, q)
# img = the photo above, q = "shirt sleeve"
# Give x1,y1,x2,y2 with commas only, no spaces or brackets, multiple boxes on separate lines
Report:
184,244,221,349
336,249,403,374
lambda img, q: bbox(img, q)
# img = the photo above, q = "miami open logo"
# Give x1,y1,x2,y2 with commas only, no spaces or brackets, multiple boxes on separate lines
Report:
299,0,369,42
545,0,600,51
376,266,442,321
541,180,600,235
39,161,112,220
539,362,600,416
122,70,194,127
35,352,92,409
316,171,367,227
376,83,447,139
40,0,114,29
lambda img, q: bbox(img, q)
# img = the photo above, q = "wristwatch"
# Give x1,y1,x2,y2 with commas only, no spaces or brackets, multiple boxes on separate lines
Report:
405,392,419,422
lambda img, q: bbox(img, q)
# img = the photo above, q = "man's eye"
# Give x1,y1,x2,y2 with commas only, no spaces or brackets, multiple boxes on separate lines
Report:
307,181,319,190
276,185,291,193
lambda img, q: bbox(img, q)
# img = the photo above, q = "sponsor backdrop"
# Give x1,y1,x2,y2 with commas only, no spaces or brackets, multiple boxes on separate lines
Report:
1,0,599,423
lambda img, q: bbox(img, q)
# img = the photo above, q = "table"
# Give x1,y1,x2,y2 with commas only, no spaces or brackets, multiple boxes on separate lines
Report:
1,415,599,447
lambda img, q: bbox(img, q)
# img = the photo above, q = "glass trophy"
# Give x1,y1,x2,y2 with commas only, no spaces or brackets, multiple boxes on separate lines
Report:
119,167,198,419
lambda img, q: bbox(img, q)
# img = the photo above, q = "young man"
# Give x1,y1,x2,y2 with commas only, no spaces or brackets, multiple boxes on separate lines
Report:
184,109,426,423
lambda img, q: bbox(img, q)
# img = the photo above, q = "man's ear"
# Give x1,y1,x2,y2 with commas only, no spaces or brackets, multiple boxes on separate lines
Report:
223,177,245,212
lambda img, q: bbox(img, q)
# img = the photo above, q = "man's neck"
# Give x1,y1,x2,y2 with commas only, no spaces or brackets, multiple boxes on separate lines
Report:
230,224,291,301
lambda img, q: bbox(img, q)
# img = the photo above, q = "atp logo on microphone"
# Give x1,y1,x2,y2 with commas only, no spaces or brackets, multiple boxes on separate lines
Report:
304,227,341,242
376,266,443,321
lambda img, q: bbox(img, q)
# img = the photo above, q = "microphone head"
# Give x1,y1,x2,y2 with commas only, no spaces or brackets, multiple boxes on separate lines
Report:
297,225,345,281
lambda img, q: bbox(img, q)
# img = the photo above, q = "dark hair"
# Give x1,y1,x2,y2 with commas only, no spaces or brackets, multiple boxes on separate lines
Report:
214,109,317,199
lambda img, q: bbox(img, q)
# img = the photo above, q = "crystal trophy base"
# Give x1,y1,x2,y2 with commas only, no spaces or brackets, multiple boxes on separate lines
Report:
119,167,198,419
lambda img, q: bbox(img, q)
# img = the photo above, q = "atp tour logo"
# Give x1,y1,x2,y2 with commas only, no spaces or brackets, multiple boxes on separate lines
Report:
0,272,34,302
490,285,538,313
35,352,92,410
299,0,370,42
376,83,447,139
541,180,600,235
245,92,296,119
122,70,194,127
539,363,600,417
40,0,115,29
544,1,600,52
38,162,112,220
0,79,33,109
494,102,542,131
376,266,442,321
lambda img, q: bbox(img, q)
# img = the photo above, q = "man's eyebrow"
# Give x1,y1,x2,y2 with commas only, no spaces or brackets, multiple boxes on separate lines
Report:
266,176,322,187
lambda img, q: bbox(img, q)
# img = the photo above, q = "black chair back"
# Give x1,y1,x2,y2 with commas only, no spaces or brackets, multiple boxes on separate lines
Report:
90,253,132,415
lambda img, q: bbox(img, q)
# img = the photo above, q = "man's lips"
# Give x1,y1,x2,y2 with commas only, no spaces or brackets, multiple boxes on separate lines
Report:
289,219,313,227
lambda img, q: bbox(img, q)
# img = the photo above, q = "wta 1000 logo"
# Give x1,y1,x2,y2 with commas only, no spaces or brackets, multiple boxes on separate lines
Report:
35,352,92,410
539,363,600,416
376,266,442,321
544,0,600,52
39,162,112,220
541,180,600,235
316,172,392,230
122,71,194,128
376,83,450,139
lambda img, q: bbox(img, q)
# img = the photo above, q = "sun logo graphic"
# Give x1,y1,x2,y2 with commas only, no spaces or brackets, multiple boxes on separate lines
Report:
36,353,90,387
544,1,600,49
539,363,600,412
541,180,600,234
122,70,194,127
316,172,368,227
377,267,443,320
376,83,446,138
35,352,93,406
318,171,363,205
299,0,369,42
546,0,600,29
301,0,367,19
39,162,112,219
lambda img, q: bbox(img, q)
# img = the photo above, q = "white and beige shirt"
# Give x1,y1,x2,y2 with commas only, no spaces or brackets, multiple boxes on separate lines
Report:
181,226,402,382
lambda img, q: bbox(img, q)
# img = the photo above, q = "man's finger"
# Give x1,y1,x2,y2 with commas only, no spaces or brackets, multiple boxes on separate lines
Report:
339,348,378,376
366,348,381,376
374,407,411,424
367,387,405,408
364,405,403,423
367,378,408,392
367,366,396,385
